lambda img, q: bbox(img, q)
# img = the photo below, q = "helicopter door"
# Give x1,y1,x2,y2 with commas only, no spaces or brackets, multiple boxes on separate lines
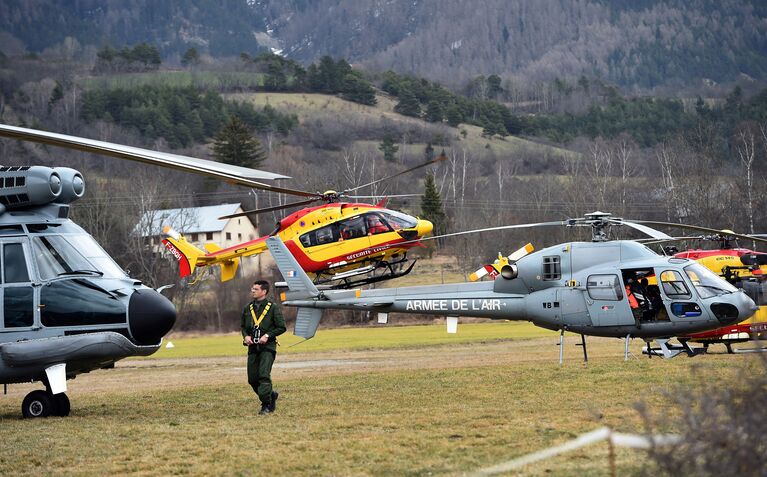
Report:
584,273,635,327
302,215,372,266
0,241,37,333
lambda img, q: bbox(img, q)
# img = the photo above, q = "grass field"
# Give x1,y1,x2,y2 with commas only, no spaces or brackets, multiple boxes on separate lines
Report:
1,323,761,476
229,92,578,163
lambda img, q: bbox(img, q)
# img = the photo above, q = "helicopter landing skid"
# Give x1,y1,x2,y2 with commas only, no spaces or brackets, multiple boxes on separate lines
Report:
642,338,704,358
316,259,417,289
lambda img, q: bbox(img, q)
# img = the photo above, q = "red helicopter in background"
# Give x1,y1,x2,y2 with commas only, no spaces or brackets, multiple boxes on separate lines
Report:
163,157,443,288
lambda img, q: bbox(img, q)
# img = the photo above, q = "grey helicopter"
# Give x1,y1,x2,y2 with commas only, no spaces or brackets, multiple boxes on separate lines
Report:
264,212,760,360
0,123,290,418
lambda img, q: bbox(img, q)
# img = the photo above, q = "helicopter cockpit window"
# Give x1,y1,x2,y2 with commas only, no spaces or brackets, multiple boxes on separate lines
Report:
338,216,367,240
587,274,623,301
684,263,737,299
659,270,691,299
542,256,561,281
381,211,417,230
26,222,81,234
300,224,340,247
365,213,391,235
63,234,126,279
4,243,30,283
0,225,24,236
32,235,96,280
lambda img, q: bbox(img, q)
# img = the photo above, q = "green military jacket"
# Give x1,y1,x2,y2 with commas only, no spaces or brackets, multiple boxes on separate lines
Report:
240,298,287,354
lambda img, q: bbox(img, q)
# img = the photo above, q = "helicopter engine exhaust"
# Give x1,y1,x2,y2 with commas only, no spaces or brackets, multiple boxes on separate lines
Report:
54,167,85,203
0,166,85,213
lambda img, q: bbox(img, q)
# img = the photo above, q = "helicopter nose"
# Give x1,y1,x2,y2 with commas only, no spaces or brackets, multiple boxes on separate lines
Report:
128,289,176,345
417,219,433,237
711,293,758,325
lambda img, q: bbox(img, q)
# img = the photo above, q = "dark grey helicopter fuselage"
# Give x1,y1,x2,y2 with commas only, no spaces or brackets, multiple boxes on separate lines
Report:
0,202,175,385
281,240,756,340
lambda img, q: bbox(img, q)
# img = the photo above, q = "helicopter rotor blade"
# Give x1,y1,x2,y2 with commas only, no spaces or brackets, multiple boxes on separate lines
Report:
638,236,705,245
0,123,321,197
417,221,567,243
633,220,767,244
615,220,672,240
346,154,448,194
346,194,422,199
218,198,320,219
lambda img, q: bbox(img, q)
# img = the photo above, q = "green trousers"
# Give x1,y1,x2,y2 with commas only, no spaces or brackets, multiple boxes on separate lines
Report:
247,350,275,405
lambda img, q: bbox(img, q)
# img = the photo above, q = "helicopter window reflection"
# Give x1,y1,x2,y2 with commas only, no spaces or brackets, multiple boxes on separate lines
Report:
63,235,126,279
3,287,33,328
365,213,391,235
659,270,692,299
587,274,623,301
32,236,95,280
0,225,24,235
339,216,366,240
684,263,737,299
4,243,30,283
300,224,340,247
381,211,417,229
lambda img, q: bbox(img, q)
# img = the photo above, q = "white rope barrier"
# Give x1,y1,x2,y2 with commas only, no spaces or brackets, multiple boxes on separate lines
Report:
469,427,680,476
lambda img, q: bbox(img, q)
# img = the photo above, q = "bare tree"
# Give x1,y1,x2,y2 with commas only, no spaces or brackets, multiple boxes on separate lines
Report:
735,125,757,241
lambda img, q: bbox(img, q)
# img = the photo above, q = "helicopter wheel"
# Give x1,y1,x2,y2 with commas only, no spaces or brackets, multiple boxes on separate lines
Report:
21,390,54,418
53,393,71,417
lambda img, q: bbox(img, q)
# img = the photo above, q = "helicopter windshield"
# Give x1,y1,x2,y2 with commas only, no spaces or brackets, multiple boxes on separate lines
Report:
685,263,738,298
381,210,417,229
32,234,126,280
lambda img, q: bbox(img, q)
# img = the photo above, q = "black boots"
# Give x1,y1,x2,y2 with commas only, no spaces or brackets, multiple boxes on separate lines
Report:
258,390,279,415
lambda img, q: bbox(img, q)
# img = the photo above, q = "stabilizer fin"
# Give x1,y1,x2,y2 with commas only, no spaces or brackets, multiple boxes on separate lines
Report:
294,308,323,339
220,259,240,282
204,243,222,253
162,227,206,278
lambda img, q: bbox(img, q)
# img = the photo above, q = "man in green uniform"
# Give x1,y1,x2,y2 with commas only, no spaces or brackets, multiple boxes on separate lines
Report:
241,280,287,414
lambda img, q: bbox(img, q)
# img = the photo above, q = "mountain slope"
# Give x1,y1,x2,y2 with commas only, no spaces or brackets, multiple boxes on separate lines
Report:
260,0,767,89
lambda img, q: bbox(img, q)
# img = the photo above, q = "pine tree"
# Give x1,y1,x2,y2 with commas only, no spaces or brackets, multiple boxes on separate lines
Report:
424,143,434,161
340,73,377,105
181,48,200,67
446,103,463,127
394,88,421,117
378,135,399,162
425,100,445,122
421,172,446,239
212,117,266,168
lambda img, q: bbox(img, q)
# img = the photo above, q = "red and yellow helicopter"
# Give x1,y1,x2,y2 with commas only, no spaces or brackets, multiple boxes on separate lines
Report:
162,159,442,287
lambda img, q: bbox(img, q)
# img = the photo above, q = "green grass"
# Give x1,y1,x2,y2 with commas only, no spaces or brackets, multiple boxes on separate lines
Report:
1,335,759,476
154,322,553,358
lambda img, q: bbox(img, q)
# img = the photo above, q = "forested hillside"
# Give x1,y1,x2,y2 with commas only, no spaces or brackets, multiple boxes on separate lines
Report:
260,0,767,91
1,3,767,329
0,0,265,57
1,0,766,92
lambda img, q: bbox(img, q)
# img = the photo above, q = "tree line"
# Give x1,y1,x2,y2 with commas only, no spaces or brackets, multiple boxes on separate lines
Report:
80,85,297,149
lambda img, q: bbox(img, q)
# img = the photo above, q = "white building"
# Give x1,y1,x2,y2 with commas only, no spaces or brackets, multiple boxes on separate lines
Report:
137,203,273,278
